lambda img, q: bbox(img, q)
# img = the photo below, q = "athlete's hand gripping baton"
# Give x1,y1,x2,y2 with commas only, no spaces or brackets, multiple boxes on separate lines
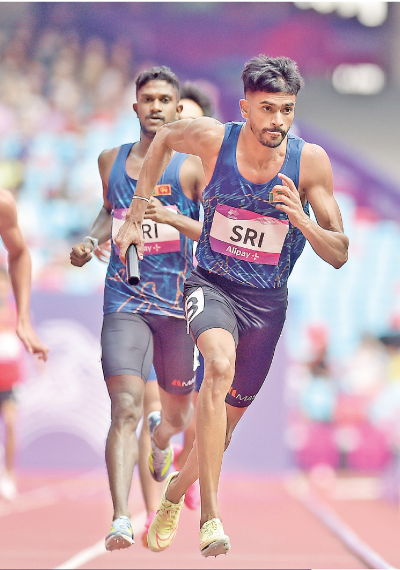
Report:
126,244,140,286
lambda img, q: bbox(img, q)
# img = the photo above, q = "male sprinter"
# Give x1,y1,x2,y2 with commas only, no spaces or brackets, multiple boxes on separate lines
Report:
115,55,348,557
70,66,204,551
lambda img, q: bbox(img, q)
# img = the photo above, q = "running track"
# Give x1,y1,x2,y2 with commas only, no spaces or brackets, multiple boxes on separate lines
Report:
1,469,399,569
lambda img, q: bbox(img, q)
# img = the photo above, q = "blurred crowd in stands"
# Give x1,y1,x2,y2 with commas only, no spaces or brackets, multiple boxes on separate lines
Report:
0,25,214,293
286,322,400,484
0,27,129,290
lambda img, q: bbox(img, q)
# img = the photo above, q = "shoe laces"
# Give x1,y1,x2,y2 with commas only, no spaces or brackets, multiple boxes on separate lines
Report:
112,517,132,534
157,502,181,531
202,519,221,537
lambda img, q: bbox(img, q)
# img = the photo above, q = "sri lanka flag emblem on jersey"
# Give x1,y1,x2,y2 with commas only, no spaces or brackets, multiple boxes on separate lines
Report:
153,184,172,196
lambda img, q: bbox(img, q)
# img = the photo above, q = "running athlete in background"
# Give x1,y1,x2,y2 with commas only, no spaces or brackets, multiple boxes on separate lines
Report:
179,81,214,120
115,55,349,557
70,66,205,551
0,268,24,500
0,189,48,361
0,188,49,499
77,244,165,547
75,78,214,549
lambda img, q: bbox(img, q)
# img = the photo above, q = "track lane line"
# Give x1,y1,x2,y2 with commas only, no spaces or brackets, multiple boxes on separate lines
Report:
286,474,395,569
54,511,147,569
0,470,108,518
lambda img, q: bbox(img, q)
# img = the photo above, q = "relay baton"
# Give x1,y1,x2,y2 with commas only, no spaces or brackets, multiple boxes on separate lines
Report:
126,244,140,286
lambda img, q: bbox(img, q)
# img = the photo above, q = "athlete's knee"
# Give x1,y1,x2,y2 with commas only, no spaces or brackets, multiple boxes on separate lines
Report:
202,355,235,397
110,391,143,429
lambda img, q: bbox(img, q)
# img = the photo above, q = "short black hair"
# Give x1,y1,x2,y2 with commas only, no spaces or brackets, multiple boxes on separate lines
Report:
180,82,214,117
135,65,180,97
241,55,304,96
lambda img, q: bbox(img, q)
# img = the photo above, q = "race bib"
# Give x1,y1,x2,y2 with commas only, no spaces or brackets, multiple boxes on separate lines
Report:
209,204,289,265
112,207,181,255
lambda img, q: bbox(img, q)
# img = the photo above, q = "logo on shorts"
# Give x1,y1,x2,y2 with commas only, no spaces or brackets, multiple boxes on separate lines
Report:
172,377,195,387
228,386,256,403
184,287,204,327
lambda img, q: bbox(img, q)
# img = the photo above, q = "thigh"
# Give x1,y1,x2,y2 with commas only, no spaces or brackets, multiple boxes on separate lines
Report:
184,281,239,345
101,313,154,382
226,302,287,408
150,316,196,396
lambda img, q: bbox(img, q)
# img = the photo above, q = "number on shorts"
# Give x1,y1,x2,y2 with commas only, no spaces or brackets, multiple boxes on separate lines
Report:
185,287,204,332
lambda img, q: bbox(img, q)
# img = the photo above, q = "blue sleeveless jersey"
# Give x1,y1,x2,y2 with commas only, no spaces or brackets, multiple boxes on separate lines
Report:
196,122,310,288
104,143,200,317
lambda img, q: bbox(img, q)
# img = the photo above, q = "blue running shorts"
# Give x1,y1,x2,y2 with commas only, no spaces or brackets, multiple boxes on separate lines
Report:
184,267,287,408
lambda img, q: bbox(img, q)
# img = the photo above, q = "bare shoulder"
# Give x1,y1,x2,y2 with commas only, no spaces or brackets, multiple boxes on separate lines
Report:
161,117,225,158
300,142,333,192
185,116,224,133
98,146,120,190
0,187,16,206
184,117,225,149
301,142,332,171
98,146,120,169
0,188,17,225
187,118,225,182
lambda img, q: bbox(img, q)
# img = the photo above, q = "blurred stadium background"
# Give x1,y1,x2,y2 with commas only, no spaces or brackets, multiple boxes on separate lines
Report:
1,0,400,505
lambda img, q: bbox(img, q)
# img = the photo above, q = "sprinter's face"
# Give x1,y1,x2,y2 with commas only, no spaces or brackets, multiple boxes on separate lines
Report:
134,79,181,137
240,90,296,148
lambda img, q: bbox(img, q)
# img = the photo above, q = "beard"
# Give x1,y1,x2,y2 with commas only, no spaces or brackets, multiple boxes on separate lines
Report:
141,123,161,138
140,115,166,138
251,122,289,148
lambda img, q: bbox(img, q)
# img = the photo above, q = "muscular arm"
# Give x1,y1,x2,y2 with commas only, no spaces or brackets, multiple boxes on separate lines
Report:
0,189,49,360
70,149,115,267
272,144,348,269
116,118,222,262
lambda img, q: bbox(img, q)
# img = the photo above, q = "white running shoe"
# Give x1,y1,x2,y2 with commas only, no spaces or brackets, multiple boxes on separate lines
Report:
105,516,134,551
200,518,231,557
